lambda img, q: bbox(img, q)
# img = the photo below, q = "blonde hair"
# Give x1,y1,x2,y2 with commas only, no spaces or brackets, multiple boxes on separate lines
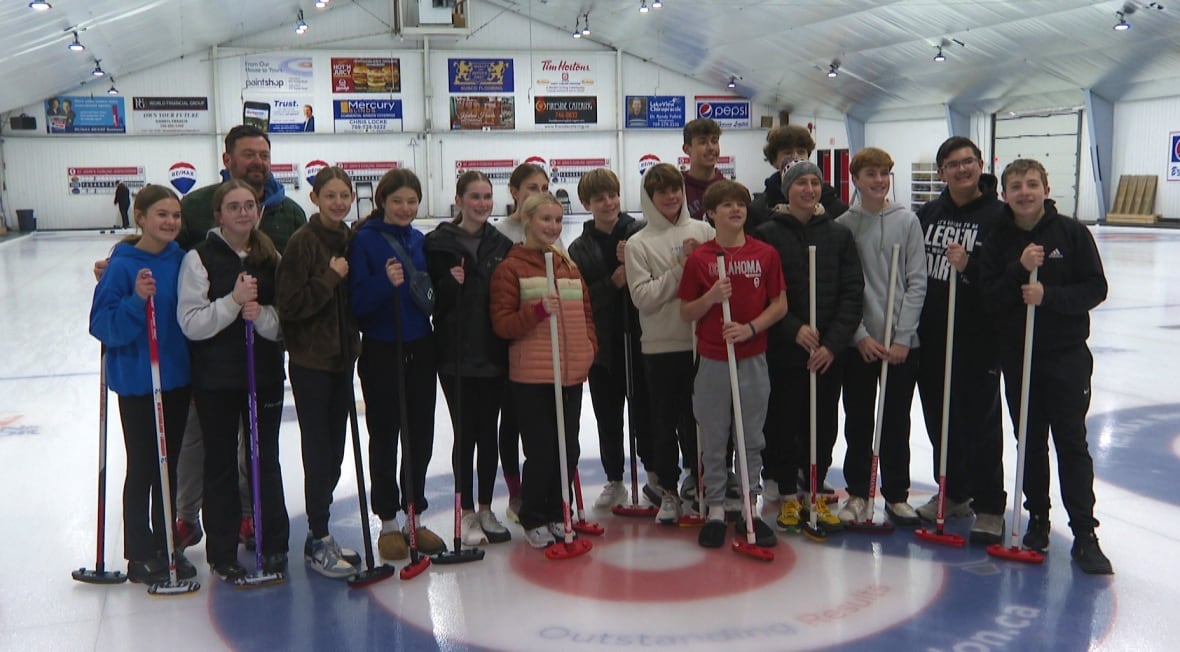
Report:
520,193,575,268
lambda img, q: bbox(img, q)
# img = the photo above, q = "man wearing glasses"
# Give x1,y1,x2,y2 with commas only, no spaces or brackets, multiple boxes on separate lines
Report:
913,136,1008,545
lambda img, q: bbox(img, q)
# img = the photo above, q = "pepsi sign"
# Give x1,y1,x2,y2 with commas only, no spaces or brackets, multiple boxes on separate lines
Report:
694,96,751,128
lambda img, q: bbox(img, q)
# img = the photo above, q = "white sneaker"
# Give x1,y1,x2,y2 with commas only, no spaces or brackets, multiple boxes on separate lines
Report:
524,525,555,549
886,501,920,526
477,509,511,543
548,521,574,541
594,481,628,509
838,495,871,524
916,494,974,522
461,512,489,546
656,490,681,525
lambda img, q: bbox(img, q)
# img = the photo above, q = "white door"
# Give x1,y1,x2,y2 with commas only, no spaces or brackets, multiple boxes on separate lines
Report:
993,111,1081,217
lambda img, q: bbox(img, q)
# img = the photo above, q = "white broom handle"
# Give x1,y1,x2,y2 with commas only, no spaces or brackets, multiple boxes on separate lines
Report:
546,251,573,543
937,267,956,483
1007,267,1038,547
717,253,755,541
872,245,901,454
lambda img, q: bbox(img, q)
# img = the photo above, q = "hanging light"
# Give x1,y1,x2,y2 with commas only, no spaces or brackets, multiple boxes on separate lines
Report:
1113,11,1131,30
107,78,119,96
295,9,309,34
727,75,737,89
581,14,591,36
28,1,52,10
92,59,106,77
315,0,329,7
653,0,663,7
827,63,839,78
67,31,86,52
639,1,649,14
933,46,946,62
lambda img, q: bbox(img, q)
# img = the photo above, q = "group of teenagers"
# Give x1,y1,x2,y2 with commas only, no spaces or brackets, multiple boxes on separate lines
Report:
87,117,1112,590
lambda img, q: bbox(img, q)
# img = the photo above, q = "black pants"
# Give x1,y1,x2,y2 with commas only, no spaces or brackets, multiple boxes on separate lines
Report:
358,335,436,520
917,349,1007,514
763,360,843,492
512,382,582,530
118,387,190,562
1002,345,1099,535
440,374,505,509
289,363,352,539
643,351,696,493
840,348,919,503
195,386,289,565
588,337,652,481
499,390,520,481
117,202,130,228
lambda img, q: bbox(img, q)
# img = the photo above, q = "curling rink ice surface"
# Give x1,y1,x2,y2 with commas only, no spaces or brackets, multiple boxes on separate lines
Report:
2,223,1180,651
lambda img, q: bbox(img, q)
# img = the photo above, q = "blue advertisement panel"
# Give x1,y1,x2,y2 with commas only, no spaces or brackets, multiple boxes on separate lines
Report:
448,58,514,93
333,99,404,133
694,95,751,129
625,95,685,129
45,96,126,134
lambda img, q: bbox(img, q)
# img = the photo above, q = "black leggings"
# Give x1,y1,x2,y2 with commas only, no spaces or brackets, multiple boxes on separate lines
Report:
118,387,190,562
289,363,352,539
440,374,505,509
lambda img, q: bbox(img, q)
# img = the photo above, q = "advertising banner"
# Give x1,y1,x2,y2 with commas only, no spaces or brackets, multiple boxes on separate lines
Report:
169,162,198,195
331,57,401,94
243,55,314,93
625,96,685,129
548,158,610,185
338,161,402,184
534,58,596,94
694,95,751,129
455,159,518,183
448,58,514,93
333,99,404,133
132,97,210,134
45,96,126,134
247,98,316,133
67,166,144,195
1170,132,1180,182
270,163,300,189
534,96,597,129
450,96,515,130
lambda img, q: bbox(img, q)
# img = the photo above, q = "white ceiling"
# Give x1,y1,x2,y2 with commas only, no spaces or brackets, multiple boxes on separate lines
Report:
3,0,1179,121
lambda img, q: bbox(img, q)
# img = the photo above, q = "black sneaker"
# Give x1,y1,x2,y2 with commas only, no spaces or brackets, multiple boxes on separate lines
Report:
1023,514,1050,552
1071,532,1113,575
698,520,726,548
211,560,248,584
736,516,778,548
174,550,197,580
262,552,288,575
127,558,169,585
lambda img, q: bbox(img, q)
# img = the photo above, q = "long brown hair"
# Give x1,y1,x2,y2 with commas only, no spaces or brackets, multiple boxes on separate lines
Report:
356,168,422,228
213,179,279,268
453,170,492,224
119,183,180,246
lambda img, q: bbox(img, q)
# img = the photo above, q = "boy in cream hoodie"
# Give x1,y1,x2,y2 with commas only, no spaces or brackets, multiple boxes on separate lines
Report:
625,163,715,523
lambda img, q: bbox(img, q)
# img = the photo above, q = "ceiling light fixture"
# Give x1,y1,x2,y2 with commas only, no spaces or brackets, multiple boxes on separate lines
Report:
68,31,85,52
107,78,119,96
1113,11,1131,30
653,0,663,7
91,59,105,77
933,46,946,62
581,14,591,36
639,1,649,14
827,62,839,78
28,1,52,10
727,75,737,89
315,0,329,8
295,9,309,34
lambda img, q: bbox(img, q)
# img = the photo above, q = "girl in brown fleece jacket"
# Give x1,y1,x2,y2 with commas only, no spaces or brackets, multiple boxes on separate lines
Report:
489,193,597,549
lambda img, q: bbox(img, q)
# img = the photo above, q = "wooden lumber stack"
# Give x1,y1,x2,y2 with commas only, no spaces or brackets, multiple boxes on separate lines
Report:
1107,175,1160,225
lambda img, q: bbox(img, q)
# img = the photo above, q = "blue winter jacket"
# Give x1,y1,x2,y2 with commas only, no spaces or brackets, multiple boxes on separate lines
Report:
90,241,191,395
348,217,432,343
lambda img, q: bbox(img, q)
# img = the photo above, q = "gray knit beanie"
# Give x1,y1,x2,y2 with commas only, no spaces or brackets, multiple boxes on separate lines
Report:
780,159,822,197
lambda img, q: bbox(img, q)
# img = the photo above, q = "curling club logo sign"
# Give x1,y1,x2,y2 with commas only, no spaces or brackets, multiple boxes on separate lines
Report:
305,159,329,187
524,155,548,175
168,162,197,195
639,154,661,176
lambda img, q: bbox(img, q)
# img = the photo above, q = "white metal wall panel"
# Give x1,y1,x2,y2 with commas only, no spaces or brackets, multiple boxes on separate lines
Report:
1113,97,1180,220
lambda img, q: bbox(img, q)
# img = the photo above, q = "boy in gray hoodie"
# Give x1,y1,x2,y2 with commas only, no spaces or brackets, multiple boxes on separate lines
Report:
835,148,927,526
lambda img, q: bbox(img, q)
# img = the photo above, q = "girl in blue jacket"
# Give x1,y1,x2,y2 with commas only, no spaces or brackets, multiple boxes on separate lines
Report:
89,184,194,585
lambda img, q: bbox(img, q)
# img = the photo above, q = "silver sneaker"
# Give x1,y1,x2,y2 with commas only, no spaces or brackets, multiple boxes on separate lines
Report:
524,525,555,549
969,512,1005,544
594,481,628,509
838,495,871,524
886,501,920,526
307,535,356,579
656,490,681,525
916,494,974,521
461,512,489,547
477,509,511,543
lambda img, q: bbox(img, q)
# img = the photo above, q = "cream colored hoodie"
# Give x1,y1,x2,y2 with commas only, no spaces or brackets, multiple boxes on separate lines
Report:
624,186,714,354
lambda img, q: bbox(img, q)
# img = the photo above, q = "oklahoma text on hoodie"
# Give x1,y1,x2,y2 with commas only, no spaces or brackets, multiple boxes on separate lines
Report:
624,186,714,354
836,202,927,349
90,241,190,396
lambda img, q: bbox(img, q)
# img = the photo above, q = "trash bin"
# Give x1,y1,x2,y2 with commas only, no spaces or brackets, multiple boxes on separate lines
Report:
16,209,35,232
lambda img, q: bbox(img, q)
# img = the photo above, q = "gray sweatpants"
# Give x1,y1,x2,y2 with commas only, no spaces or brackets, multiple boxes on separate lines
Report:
692,354,769,509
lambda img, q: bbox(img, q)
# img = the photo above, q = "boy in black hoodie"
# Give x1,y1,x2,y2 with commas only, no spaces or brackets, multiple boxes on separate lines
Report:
914,136,1008,544
980,159,1111,574
747,125,848,234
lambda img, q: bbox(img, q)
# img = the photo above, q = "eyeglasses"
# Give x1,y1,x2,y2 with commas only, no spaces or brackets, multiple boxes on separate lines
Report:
222,201,258,215
940,157,979,172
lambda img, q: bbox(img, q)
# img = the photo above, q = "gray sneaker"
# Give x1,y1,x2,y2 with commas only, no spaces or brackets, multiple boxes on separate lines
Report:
656,490,681,525
916,494,975,522
307,535,356,579
970,512,1005,544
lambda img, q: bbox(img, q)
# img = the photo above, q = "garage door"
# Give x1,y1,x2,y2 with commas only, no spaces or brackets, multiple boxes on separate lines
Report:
993,111,1081,217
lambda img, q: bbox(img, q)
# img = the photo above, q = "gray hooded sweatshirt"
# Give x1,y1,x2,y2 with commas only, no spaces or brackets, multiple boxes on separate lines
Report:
836,202,926,349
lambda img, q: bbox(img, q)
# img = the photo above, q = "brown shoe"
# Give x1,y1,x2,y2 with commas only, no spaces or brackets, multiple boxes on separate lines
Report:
406,524,447,555
377,531,408,560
